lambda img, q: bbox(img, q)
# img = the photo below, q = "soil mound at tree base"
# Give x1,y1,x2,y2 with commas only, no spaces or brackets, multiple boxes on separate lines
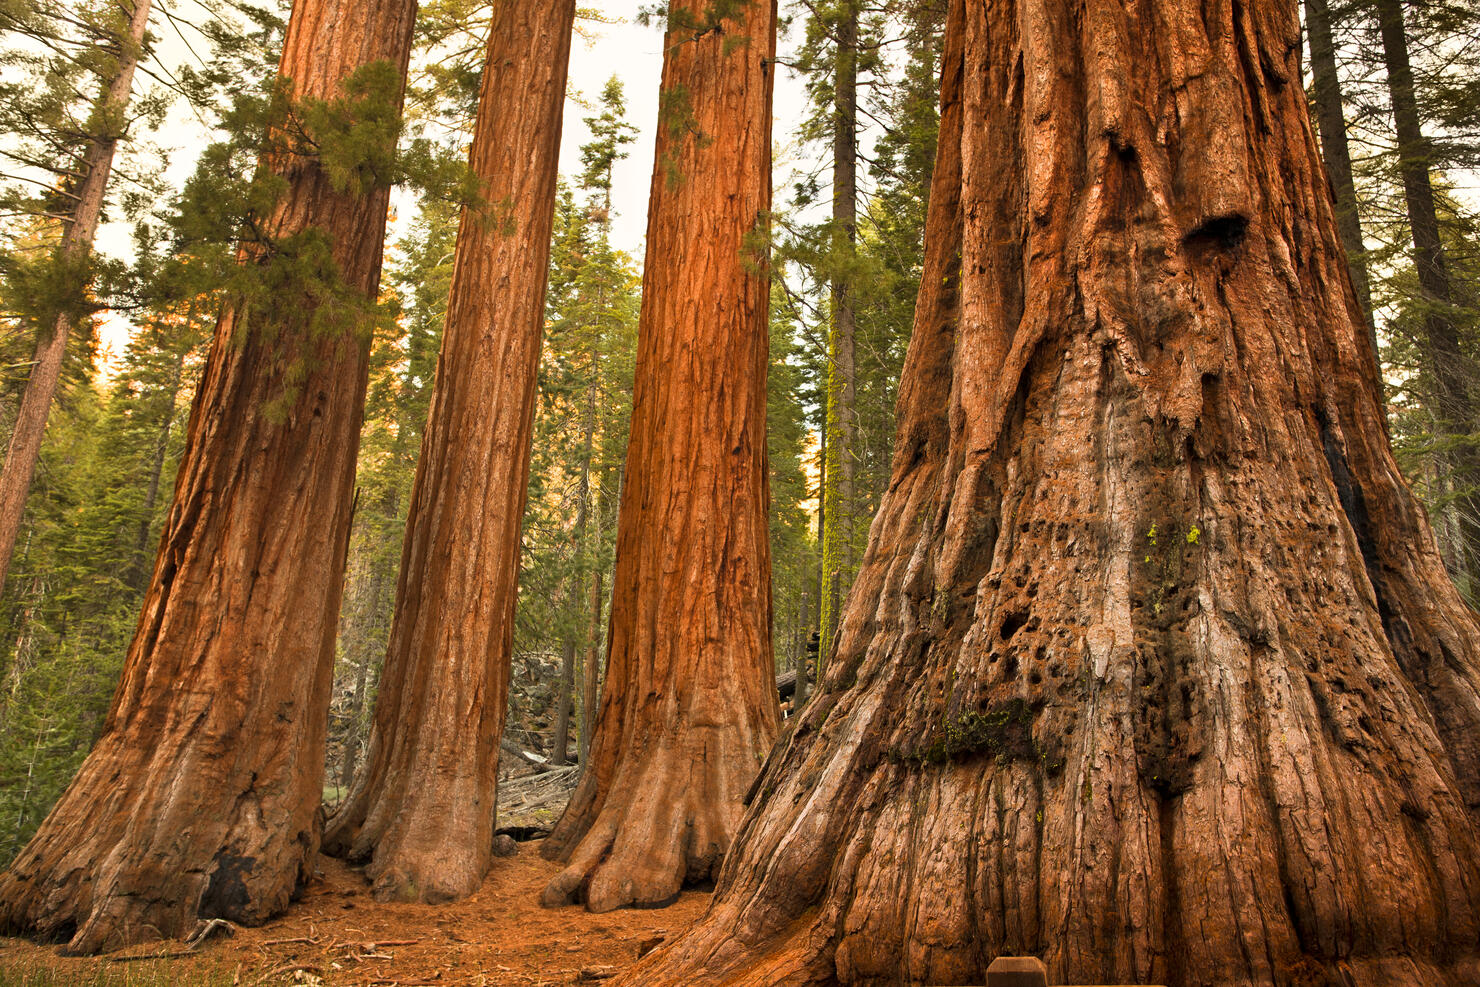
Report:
0,844,708,985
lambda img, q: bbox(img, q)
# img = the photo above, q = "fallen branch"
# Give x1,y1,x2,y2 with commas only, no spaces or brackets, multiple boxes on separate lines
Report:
338,938,420,950
254,962,325,984
109,950,198,963
499,738,558,773
186,918,240,947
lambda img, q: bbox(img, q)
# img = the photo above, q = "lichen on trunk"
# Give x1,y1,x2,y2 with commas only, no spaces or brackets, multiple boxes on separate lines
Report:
621,0,1480,982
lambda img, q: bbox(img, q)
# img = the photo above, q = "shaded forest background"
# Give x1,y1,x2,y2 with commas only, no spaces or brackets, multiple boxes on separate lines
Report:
0,0,1475,870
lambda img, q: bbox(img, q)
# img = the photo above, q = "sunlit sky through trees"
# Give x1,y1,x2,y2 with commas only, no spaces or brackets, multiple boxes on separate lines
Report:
91,0,818,370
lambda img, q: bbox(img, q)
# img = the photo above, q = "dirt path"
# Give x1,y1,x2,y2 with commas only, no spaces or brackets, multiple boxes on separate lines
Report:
0,842,709,985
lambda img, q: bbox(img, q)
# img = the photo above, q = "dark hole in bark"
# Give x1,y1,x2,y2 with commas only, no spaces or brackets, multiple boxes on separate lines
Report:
1000,610,1029,642
1183,213,1249,251
42,920,77,947
200,852,256,921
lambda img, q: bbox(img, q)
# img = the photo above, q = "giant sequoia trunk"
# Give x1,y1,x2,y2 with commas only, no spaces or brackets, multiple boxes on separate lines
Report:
322,0,576,904
0,0,415,954
540,0,781,913
0,0,153,599
623,0,1480,983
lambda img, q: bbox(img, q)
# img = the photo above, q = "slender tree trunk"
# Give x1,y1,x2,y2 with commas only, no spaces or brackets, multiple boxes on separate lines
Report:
0,0,417,954
1373,0,1480,592
553,391,597,767
577,357,609,774
0,571,43,732
579,564,602,770
540,0,780,913
814,405,828,679
821,3,861,656
337,535,393,793
625,0,1480,982
322,0,576,905
0,0,152,599
794,590,810,706
832,2,858,522
129,343,188,590
553,640,576,765
1303,0,1376,354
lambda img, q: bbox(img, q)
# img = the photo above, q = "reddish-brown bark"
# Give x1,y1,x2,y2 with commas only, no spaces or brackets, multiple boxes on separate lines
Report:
622,0,1480,983
321,0,577,905
540,0,781,914
0,0,415,954
0,0,153,599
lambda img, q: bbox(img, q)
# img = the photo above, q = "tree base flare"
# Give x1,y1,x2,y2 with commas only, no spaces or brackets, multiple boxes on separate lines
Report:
540,745,741,913
0,731,316,956
324,804,492,906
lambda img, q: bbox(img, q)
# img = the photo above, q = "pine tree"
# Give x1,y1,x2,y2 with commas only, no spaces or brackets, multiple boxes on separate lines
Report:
1369,0,1480,597
767,283,817,709
781,0,943,666
790,0,875,655
1303,0,1376,348
0,294,209,868
546,78,638,768
0,0,157,599
1309,0,1480,598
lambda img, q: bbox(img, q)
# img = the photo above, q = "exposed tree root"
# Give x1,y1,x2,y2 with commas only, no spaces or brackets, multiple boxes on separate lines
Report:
541,741,750,912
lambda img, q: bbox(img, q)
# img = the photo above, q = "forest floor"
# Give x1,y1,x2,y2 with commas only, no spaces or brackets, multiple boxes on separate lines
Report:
0,766,709,986
0,844,711,986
